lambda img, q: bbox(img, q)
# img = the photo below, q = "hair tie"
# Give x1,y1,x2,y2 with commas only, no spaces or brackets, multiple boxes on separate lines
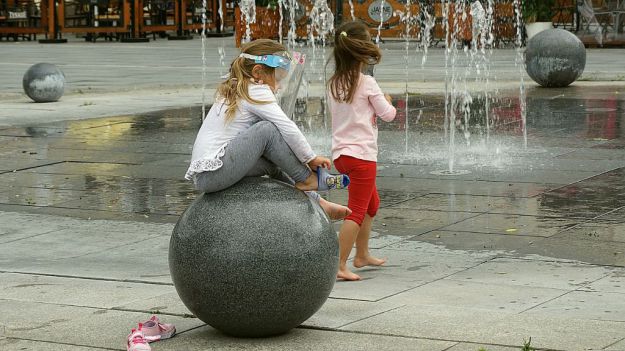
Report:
340,31,347,37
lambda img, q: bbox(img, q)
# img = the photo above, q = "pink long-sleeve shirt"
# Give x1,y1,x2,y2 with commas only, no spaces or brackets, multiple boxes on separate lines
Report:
329,73,396,162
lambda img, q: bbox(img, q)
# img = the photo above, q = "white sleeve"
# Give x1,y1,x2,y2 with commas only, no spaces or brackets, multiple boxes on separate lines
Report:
245,86,316,163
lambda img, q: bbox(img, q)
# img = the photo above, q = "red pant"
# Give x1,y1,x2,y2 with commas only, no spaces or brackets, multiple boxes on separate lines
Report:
334,155,379,226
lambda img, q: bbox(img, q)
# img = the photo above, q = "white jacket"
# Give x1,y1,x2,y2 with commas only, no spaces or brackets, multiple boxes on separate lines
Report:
185,84,315,180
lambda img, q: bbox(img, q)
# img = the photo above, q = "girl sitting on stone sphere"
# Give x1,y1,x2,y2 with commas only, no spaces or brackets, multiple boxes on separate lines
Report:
185,39,351,220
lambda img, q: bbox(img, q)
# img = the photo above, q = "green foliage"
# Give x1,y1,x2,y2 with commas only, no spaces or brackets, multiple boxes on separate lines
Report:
255,0,279,9
521,337,536,351
522,0,555,23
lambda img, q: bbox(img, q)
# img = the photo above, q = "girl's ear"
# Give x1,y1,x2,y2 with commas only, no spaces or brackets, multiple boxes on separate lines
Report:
251,64,264,79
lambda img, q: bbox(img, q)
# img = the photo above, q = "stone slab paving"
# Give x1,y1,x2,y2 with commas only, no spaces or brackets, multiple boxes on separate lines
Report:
446,344,521,351
0,299,204,349
438,213,580,237
2,210,625,350
340,304,625,350
0,339,104,351
152,326,457,351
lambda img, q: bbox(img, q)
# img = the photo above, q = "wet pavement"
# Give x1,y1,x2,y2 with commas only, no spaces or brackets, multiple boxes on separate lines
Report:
1,83,625,350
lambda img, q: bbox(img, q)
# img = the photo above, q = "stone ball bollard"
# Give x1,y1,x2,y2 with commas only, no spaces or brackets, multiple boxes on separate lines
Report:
22,63,66,102
169,177,339,337
525,29,586,88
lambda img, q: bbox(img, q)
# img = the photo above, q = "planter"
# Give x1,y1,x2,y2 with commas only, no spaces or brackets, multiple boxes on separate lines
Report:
525,22,553,40
235,6,280,47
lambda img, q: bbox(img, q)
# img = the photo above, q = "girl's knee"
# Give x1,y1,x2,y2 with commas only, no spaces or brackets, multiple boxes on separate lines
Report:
253,120,279,135
345,210,366,226
194,173,220,193
367,208,378,218
367,198,380,218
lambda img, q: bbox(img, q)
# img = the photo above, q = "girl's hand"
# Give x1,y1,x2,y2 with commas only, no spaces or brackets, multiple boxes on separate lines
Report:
308,156,331,170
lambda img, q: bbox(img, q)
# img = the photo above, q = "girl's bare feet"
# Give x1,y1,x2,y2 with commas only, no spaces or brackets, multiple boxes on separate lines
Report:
337,266,361,281
353,255,386,268
295,173,318,191
319,198,352,220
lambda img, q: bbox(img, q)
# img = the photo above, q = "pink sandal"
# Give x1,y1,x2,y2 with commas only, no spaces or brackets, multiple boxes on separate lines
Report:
139,315,176,342
127,327,151,351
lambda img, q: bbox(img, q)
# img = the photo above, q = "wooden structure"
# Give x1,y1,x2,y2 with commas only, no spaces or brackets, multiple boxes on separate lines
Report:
1,0,620,45
234,5,280,46
0,0,50,40
342,0,420,39
233,0,523,47
58,0,129,41
0,0,233,41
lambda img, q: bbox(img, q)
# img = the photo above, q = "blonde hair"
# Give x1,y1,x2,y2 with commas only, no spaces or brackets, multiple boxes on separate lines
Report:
217,39,287,123
329,21,382,103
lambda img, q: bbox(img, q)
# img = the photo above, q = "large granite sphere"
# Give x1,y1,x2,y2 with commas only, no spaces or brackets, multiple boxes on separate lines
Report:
525,29,586,88
169,177,338,337
22,63,65,102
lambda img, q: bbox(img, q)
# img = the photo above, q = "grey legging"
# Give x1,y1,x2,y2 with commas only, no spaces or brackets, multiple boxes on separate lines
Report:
194,121,320,201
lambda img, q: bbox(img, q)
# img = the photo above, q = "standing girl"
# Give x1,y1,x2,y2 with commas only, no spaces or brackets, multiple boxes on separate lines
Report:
185,39,351,220
328,22,396,281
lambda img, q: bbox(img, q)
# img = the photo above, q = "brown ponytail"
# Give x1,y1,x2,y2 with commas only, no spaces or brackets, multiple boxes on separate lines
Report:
329,21,382,103
217,39,287,123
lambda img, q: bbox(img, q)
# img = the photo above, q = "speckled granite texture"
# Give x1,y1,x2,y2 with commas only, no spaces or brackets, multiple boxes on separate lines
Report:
169,177,339,337
526,29,586,88
22,63,66,103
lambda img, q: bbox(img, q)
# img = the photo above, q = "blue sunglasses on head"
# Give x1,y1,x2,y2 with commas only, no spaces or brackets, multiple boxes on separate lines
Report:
239,53,291,71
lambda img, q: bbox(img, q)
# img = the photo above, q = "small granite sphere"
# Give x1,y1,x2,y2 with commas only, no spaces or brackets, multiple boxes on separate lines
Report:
525,29,586,88
169,177,338,337
22,63,65,102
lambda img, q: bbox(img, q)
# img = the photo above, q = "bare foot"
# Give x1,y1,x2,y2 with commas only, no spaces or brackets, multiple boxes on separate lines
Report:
353,255,387,268
337,266,361,281
295,173,318,191
319,198,352,220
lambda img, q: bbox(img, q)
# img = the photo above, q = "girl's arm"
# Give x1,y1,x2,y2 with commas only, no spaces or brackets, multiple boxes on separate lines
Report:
246,86,316,163
366,76,396,122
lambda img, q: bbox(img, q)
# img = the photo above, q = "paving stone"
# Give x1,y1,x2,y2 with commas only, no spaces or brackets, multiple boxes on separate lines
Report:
553,221,625,242
384,279,568,313
415,230,537,252
340,304,509,343
0,211,69,244
331,242,497,301
114,291,192,316
155,325,456,351
0,300,203,350
523,290,625,322
604,338,625,350
0,222,163,265
372,208,481,237
341,304,625,350
595,207,625,222
303,298,404,329
439,213,580,237
444,343,524,351
388,194,520,213
446,257,612,290
0,272,175,309
0,235,172,284
515,237,625,267
580,270,625,294
376,176,556,198
0,338,102,351
479,313,625,350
